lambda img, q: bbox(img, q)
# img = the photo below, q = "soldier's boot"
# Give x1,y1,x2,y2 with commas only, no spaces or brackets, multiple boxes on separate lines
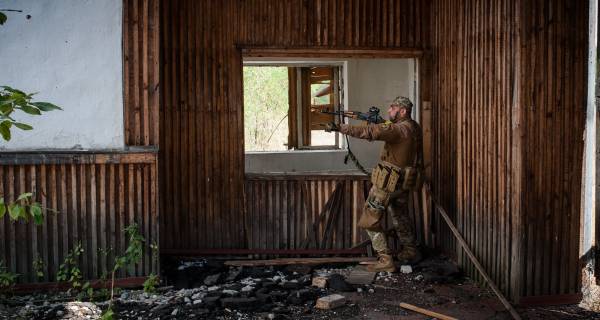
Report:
367,254,396,273
397,245,422,265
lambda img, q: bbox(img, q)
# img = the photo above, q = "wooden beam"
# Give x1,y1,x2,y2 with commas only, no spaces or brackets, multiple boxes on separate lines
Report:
223,256,376,267
399,303,458,320
0,149,158,165
161,248,367,256
434,203,521,320
241,47,424,59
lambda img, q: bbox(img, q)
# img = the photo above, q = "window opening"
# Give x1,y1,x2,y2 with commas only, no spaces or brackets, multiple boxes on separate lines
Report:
244,64,343,153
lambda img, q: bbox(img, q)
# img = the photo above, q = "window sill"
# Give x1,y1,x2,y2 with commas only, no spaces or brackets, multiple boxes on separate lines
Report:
245,149,346,155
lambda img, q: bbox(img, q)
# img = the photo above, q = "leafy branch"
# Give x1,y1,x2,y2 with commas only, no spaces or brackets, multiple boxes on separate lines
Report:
0,193,55,225
103,223,145,319
0,86,61,141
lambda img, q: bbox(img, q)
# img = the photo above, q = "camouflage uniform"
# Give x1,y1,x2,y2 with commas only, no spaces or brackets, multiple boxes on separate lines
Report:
339,97,422,258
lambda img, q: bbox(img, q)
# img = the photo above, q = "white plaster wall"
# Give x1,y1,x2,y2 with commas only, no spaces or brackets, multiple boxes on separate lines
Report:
245,58,415,173
0,0,124,150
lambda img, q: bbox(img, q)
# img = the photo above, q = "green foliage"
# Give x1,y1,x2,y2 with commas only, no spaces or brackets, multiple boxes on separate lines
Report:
79,281,94,301
101,306,114,320
143,273,159,293
33,256,44,279
113,224,144,273
104,223,146,318
243,67,289,152
0,86,61,141
0,260,19,290
0,194,47,225
0,12,7,25
57,242,84,292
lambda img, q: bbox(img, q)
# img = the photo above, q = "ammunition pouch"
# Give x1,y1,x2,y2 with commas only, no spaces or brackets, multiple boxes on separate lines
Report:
371,162,403,193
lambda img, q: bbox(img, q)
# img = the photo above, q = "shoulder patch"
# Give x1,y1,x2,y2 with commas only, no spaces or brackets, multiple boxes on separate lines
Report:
380,120,393,130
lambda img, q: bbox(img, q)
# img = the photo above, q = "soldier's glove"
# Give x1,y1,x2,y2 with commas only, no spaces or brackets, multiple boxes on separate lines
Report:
324,122,340,132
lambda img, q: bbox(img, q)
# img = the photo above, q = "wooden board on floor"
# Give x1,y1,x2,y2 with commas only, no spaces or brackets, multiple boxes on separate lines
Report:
224,257,377,267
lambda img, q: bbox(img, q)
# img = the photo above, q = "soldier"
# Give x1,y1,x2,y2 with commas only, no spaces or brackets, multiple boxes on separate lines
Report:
325,96,423,273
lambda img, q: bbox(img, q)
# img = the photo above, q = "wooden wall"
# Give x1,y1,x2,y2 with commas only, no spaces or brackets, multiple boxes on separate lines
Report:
244,174,426,252
0,152,159,283
430,0,587,303
0,0,162,286
123,0,160,146
158,0,431,252
518,0,587,302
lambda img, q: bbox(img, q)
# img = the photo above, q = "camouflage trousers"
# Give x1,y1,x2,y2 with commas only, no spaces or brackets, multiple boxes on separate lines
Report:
360,186,415,255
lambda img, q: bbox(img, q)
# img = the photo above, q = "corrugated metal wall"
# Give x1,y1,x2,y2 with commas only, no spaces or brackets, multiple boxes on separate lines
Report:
430,0,587,303
158,0,431,251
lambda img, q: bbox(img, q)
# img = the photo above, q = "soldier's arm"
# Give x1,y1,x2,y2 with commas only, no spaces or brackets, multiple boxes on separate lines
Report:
339,122,410,142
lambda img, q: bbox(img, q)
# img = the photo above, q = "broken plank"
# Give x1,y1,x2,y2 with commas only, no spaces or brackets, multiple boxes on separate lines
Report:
224,257,376,267
399,302,458,320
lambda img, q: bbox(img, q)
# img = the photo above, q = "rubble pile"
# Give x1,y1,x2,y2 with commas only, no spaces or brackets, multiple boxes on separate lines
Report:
0,256,470,319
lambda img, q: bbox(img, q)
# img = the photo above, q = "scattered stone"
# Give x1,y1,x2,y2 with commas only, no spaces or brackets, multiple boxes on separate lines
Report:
284,264,312,275
400,265,413,274
241,285,255,292
368,288,375,293
192,292,206,300
203,296,221,309
287,289,317,305
225,268,244,282
328,274,355,292
184,297,191,303
415,274,424,281
312,276,328,288
255,291,272,304
222,289,240,297
356,287,363,293
221,297,258,310
282,281,301,290
193,299,203,305
261,281,278,289
204,273,223,286
207,285,220,292
269,290,289,302
315,294,346,310
171,308,179,316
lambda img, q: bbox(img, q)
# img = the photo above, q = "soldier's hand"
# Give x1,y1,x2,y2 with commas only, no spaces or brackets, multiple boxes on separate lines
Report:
324,122,340,132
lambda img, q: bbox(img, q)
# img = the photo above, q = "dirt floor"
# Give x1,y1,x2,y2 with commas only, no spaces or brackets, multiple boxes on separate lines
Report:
1,256,600,319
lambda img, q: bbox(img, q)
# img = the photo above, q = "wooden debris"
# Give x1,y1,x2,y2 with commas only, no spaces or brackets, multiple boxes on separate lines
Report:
316,294,346,310
399,303,458,320
435,203,522,320
311,276,328,288
224,257,376,267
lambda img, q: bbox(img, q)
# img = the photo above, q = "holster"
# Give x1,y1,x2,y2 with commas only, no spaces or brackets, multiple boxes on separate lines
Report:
357,187,390,231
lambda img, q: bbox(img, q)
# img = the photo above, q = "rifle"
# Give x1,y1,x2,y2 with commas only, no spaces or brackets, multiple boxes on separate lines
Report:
314,106,386,124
